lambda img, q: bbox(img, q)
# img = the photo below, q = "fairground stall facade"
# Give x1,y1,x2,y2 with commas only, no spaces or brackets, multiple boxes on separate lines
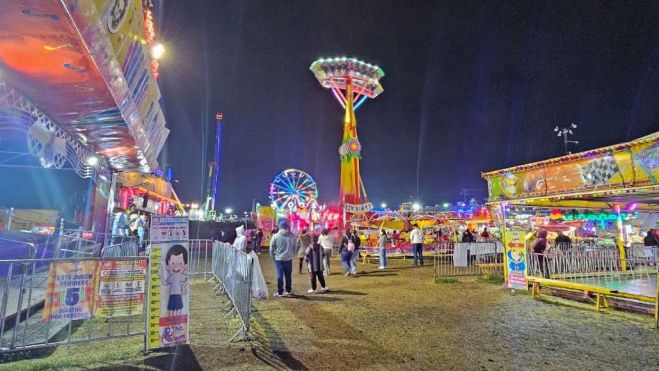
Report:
0,0,170,235
483,132,658,318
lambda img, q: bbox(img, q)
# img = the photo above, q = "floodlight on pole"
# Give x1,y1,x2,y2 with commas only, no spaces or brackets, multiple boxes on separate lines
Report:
554,123,579,155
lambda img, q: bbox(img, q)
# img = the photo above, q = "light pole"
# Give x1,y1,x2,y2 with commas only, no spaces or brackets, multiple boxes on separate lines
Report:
554,123,579,155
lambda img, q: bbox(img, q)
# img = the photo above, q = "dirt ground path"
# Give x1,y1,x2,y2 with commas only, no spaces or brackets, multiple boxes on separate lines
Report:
2,254,657,370
179,254,659,370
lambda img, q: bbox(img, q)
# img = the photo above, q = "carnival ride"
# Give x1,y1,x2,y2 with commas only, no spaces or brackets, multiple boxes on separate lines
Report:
269,169,319,212
310,57,384,227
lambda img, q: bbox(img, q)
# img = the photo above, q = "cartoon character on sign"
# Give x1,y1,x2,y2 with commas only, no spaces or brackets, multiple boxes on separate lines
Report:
160,244,188,318
507,250,526,272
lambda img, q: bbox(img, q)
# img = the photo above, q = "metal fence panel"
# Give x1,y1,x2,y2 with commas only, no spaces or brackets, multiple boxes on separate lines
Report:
211,241,254,341
433,242,504,277
0,256,147,353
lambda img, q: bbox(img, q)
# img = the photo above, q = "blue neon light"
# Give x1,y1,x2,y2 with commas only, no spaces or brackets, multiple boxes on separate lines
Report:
354,95,368,111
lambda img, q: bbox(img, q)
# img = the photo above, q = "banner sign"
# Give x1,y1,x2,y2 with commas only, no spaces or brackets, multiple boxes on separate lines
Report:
344,202,373,213
147,216,189,349
504,230,528,290
43,261,97,322
484,136,658,202
95,259,147,318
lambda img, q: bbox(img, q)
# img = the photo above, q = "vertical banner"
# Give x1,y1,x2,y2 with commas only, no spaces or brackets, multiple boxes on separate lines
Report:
504,229,528,291
43,261,97,321
95,259,147,317
147,216,189,349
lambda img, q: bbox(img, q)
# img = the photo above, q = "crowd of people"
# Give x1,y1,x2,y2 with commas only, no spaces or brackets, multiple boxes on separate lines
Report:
110,203,149,252
264,222,447,297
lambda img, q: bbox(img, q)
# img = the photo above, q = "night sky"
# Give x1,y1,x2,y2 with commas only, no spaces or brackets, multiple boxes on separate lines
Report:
155,1,659,211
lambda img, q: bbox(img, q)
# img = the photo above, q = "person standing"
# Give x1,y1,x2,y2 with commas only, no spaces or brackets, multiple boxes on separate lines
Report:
461,228,476,243
296,229,312,274
270,221,296,297
233,225,247,253
555,230,572,251
378,229,388,269
533,229,550,278
410,224,424,267
249,229,257,253
254,228,264,254
306,235,329,293
318,229,334,275
643,229,659,247
349,228,361,275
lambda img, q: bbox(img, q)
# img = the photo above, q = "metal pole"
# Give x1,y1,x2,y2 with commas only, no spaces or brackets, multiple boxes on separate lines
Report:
7,207,14,231
0,263,14,348
211,114,223,212
655,263,658,330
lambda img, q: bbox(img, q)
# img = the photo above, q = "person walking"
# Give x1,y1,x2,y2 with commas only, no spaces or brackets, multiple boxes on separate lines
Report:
270,221,296,297
297,229,312,274
318,229,334,275
339,229,356,275
410,224,424,267
378,228,388,269
306,235,329,293
349,228,361,275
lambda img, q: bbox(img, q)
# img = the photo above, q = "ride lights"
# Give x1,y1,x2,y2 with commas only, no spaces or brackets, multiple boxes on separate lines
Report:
150,43,165,60
85,155,99,167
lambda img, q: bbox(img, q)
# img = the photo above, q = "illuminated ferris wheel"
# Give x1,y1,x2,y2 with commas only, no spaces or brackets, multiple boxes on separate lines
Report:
269,169,319,212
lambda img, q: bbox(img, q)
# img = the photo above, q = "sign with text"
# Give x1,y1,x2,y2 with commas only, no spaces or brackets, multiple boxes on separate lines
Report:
147,216,189,349
344,202,373,213
504,229,528,291
43,261,97,322
95,259,147,318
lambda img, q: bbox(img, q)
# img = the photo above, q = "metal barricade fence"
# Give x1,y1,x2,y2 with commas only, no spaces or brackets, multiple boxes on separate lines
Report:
528,251,658,284
0,256,147,353
210,241,254,341
433,242,504,277
188,239,214,280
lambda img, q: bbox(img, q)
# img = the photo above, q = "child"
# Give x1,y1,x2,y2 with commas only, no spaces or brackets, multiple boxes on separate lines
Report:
305,235,328,293
160,244,189,317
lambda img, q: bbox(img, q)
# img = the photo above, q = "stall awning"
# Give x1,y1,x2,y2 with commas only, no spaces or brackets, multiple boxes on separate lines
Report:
482,132,659,206
0,0,168,172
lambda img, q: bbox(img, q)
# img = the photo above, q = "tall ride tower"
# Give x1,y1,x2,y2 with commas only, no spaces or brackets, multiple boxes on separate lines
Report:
310,57,384,225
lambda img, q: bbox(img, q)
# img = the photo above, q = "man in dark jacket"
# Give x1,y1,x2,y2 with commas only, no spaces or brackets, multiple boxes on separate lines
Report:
533,229,550,278
644,229,659,247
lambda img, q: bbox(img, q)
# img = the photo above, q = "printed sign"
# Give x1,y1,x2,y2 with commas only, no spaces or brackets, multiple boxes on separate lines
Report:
504,229,528,290
95,259,147,318
43,261,97,322
147,216,189,349
344,202,373,213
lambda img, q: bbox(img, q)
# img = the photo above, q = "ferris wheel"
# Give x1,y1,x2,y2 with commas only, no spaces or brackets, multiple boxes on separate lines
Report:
269,169,319,212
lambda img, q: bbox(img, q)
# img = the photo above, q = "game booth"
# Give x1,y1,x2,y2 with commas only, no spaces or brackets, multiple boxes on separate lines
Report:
482,131,659,312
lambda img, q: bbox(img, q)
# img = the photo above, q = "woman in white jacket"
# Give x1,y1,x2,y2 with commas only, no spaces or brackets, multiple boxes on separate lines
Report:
318,229,334,275
233,225,247,253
